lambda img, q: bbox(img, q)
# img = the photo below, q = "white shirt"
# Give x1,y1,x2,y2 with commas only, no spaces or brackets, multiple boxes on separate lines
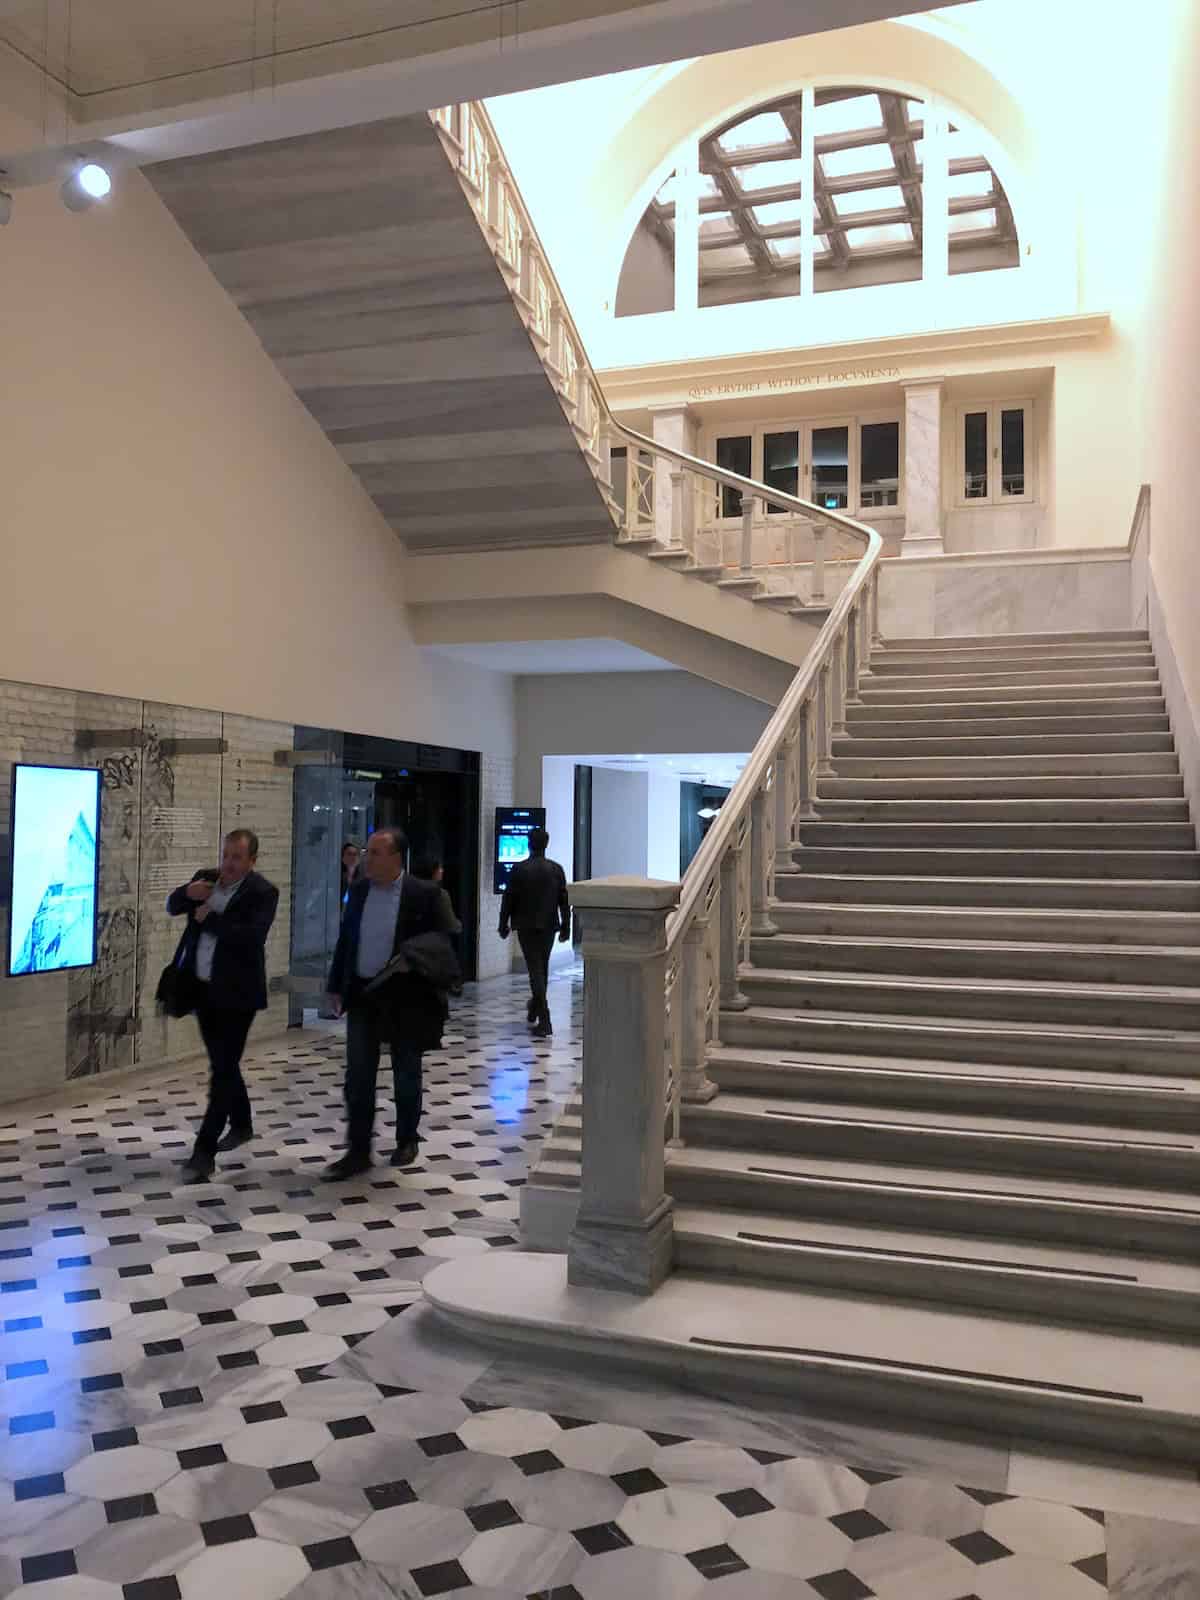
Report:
195,879,238,983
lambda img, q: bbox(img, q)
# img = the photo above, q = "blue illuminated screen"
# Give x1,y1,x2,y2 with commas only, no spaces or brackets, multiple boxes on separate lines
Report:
7,764,101,977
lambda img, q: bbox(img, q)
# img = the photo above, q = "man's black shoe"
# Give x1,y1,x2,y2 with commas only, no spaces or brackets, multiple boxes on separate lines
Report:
531,1023,553,1040
324,1152,372,1181
181,1156,215,1183
216,1128,254,1153
526,999,538,1024
390,1140,420,1169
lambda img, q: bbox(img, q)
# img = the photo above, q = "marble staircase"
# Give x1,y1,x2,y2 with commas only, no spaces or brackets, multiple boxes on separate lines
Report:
449,626,1200,1462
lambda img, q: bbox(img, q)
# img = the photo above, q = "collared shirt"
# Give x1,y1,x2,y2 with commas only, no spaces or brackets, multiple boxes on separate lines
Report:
356,876,404,980
195,879,238,983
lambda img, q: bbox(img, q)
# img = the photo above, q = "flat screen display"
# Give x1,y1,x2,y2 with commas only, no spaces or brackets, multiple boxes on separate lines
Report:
494,806,545,896
7,764,101,977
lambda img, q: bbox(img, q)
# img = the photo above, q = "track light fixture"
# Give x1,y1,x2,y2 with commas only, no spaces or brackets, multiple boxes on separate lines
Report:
61,162,112,212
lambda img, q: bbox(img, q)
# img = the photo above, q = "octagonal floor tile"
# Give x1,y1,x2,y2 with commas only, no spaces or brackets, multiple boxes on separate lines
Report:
984,1497,1106,1564
650,1440,766,1496
847,1529,979,1599
974,1552,1109,1600
65,1445,179,1499
573,1543,706,1600
617,1487,735,1556
509,1466,626,1532
355,1499,474,1568
727,1507,853,1578
551,1422,659,1476
758,1458,871,1519
177,1535,309,1600
76,1511,205,1584
458,1407,563,1459
157,1462,275,1522
867,1476,986,1542
460,1522,584,1590
224,1417,332,1469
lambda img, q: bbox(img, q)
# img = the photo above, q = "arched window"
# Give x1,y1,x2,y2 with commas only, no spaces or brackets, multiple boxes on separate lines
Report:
616,86,1018,315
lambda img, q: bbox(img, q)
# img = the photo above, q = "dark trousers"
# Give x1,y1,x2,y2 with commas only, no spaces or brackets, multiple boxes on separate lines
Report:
194,1000,256,1159
518,928,556,1027
344,1002,424,1156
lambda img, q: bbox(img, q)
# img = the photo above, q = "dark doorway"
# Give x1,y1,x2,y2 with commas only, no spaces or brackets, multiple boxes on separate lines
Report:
572,764,593,951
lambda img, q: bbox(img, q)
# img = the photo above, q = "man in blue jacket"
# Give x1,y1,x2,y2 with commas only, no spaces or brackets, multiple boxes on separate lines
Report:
325,827,459,1179
167,828,279,1182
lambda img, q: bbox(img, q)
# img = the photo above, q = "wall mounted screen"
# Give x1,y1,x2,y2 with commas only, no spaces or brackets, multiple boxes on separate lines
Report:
494,806,545,896
7,764,101,977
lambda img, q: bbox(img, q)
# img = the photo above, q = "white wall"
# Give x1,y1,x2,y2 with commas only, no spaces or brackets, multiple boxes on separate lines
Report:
646,769,682,881
591,768,649,878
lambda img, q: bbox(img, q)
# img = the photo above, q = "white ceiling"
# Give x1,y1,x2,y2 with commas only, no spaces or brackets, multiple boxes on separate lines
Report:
424,639,678,676
569,752,750,788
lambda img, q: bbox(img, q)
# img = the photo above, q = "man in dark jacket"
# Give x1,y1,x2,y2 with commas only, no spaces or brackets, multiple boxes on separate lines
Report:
499,828,570,1038
325,826,459,1179
167,828,279,1182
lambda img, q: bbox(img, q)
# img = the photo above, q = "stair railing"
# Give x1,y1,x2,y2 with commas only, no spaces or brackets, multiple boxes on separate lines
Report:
432,98,883,1295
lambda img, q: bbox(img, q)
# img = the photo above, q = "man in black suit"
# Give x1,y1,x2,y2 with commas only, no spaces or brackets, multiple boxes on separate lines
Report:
325,826,459,1179
499,828,570,1038
167,828,279,1182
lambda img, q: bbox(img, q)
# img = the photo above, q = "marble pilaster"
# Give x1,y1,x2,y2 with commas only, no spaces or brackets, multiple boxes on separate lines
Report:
901,379,945,558
567,877,680,1295
650,404,698,549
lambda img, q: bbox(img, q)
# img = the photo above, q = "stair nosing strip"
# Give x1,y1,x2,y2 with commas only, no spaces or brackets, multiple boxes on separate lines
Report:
728,1231,1140,1283
739,1165,1200,1216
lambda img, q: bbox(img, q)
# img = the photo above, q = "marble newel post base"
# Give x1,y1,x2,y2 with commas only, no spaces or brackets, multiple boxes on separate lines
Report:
901,378,945,558
567,876,681,1295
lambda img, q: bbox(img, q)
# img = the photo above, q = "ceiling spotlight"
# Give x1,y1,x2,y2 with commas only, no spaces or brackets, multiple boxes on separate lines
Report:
0,190,11,226
61,162,112,212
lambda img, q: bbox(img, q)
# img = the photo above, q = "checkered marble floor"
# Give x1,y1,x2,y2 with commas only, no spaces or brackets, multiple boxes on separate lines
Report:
0,969,1185,1599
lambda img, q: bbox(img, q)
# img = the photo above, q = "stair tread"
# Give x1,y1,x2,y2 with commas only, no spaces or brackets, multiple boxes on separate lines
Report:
775,871,1200,886
759,931,1200,961
741,966,1200,1004
427,1255,1200,1429
667,1141,1200,1214
686,1090,1200,1151
729,1001,1200,1043
706,1041,1194,1095
672,1206,1200,1294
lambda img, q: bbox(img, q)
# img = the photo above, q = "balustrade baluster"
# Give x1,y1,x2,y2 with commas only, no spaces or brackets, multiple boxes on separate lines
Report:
871,567,883,643
816,659,834,777
670,469,684,548
718,845,748,1011
859,582,873,676
740,496,755,574
775,727,798,869
679,910,718,1104
811,524,827,603
830,626,847,738
845,603,860,703
797,694,817,819
750,776,778,938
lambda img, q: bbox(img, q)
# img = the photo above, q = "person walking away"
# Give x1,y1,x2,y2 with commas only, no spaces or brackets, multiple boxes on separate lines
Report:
167,829,279,1182
325,827,460,1179
498,827,570,1038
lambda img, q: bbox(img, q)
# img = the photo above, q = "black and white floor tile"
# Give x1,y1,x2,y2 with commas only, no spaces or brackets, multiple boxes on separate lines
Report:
1,969,1196,1599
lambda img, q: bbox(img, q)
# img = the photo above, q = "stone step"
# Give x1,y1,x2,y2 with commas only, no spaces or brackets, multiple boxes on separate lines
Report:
705,1043,1200,1128
793,832,1196,857
855,681,1164,708
718,1004,1200,1076
809,798,1193,824
834,731,1176,759
665,1143,1200,1261
774,871,1200,910
426,1253,1200,1462
870,649,1156,677
829,749,1182,776
863,664,1161,691
819,772,1185,799
846,703,1168,730
748,930,1200,987
786,846,1200,878
769,898,1200,947
680,1091,1200,1187
672,1206,1200,1339
886,629,1150,651
738,966,1200,1030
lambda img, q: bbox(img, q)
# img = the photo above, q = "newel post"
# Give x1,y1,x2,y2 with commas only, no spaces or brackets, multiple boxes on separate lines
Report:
567,877,680,1295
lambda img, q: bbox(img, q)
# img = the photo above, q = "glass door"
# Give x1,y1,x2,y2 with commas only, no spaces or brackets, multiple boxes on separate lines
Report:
805,419,852,511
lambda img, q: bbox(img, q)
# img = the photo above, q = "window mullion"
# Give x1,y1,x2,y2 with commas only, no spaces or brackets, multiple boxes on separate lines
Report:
800,85,816,297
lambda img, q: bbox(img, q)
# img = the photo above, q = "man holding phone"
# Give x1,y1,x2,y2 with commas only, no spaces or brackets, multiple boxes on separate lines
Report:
167,829,279,1182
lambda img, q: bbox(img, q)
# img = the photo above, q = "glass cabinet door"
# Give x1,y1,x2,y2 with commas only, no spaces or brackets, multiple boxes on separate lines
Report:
963,409,989,499
763,429,800,512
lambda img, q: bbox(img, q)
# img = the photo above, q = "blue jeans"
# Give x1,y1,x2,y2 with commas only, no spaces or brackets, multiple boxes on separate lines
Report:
344,1003,423,1156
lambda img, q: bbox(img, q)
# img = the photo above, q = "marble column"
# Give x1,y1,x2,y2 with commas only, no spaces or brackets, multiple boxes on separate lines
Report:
650,404,698,549
567,876,680,1295
901,378,945,558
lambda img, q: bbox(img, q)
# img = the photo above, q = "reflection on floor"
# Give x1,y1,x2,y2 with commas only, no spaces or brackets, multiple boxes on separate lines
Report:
1,969,1197,1599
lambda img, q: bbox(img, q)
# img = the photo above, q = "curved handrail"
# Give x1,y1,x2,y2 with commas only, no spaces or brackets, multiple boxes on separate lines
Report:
433,96,883,944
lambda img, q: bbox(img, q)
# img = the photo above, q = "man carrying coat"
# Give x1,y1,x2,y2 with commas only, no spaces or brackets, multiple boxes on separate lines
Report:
325,826,459,1179
167,828,279,1183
